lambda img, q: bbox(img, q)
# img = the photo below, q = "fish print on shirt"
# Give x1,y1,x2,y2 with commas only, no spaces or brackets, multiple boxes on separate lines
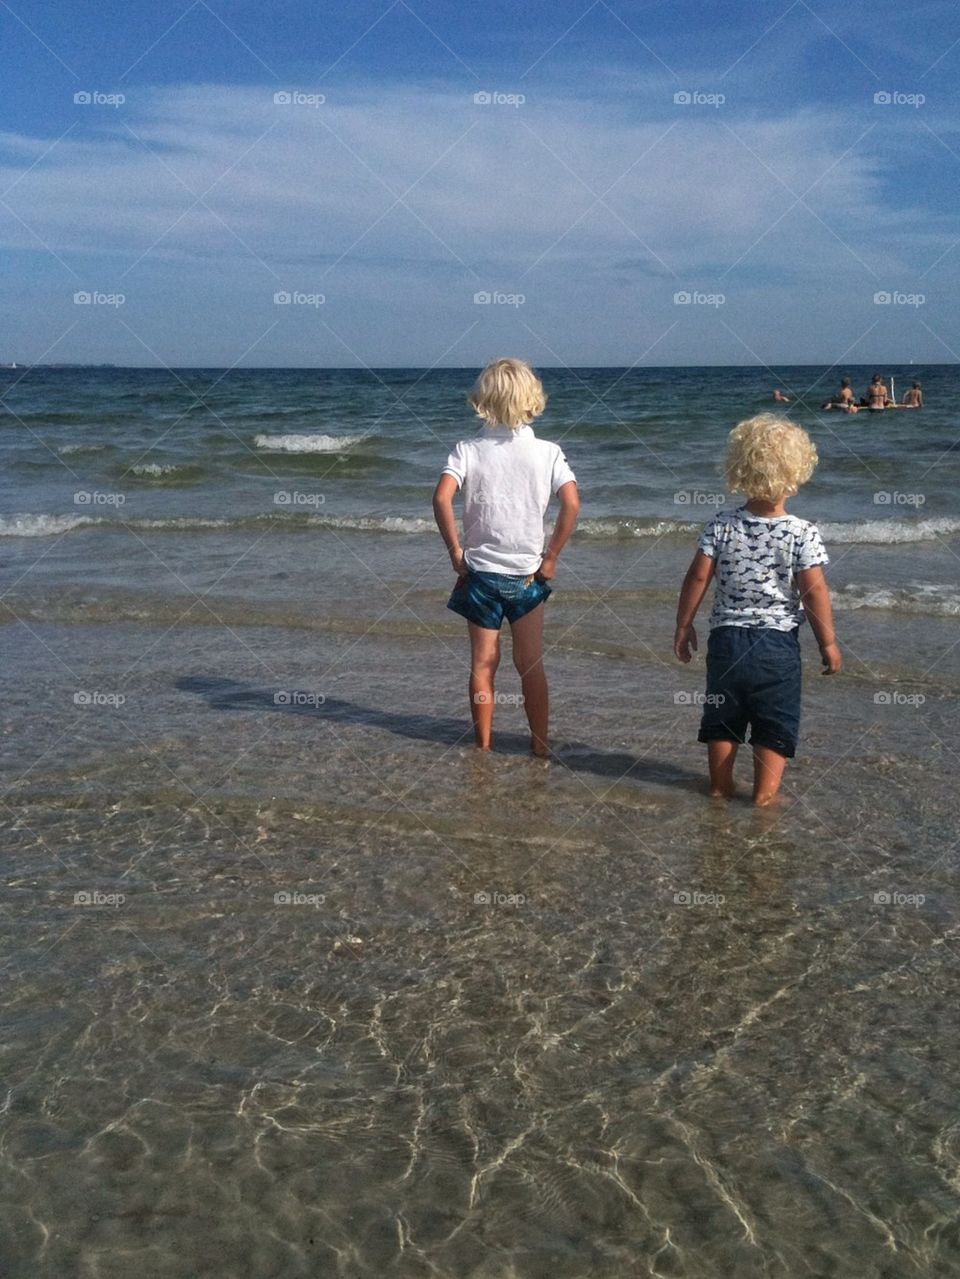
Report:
698,508,829,631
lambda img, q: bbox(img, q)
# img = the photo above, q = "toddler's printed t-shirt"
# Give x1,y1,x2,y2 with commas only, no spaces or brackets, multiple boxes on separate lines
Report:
698,507,829,631
442,425,576,575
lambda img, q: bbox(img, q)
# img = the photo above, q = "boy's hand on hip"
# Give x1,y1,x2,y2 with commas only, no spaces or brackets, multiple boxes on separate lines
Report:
535,552,557,582
449,547,467,577
820,641,842,675
674,624,697,663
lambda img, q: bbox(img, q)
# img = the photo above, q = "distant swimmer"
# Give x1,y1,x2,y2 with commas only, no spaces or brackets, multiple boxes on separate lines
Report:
821,377,858,413
861,373,890,410
772,389,791,403
901,381,923,408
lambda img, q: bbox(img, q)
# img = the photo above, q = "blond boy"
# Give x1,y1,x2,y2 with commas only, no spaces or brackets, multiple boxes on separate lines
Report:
675,414,841,805
432,359,580,755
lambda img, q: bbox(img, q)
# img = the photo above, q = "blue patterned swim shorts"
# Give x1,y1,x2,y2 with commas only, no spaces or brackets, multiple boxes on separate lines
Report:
447,569,552,631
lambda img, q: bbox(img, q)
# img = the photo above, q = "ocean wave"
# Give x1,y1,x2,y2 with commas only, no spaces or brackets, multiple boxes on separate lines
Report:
574,515,960,544
834,583,960,617
0,514,100,537
128,462,180,477
820,517,960,544
254,433,365,453
123,462,204,482
311,515,433,534
4,509,960,545
571,515,960,544
0,512,433,538
576,518,700,539
59,443,107,455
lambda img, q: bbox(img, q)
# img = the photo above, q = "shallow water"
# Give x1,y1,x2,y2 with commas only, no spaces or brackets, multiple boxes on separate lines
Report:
2,367,960,1275
3,604,959,1276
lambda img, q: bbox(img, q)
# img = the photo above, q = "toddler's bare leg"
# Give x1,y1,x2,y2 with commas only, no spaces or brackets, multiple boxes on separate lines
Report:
707,740,738,797
468,622,500,750
509,605,549,756
752,745,788,806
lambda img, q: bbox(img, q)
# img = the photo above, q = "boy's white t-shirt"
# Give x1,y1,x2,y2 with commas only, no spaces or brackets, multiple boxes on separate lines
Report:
698,507,829,631
442,425,576,575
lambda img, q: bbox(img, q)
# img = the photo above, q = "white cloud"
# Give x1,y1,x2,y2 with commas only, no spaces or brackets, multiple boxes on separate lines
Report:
0,84,916,272
0,82,952,364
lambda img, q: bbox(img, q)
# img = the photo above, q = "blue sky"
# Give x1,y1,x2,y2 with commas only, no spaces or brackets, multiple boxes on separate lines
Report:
1,0,958,366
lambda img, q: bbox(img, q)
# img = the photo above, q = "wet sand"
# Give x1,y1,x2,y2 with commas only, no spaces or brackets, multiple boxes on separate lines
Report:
2,590,959,1276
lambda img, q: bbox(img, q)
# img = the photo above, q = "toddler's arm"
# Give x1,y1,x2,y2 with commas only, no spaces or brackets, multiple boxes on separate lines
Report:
674,551,715,662
432,475,467,576
798,566,842,674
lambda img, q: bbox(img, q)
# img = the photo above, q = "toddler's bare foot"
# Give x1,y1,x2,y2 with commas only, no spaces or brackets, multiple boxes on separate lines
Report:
708,782,736,798
752,790,782,808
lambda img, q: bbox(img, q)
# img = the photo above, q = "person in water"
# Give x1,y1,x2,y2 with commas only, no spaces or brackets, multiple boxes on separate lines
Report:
821,377,858,412
432,358,580,756
772,389,790,403
901,381,923,408
861,374,891,409
674,414,841,806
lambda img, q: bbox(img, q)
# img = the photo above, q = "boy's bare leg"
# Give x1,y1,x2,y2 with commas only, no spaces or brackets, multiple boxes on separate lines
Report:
468,622,500,750
707,740,738,797
752,745,788,806
509,605,549,756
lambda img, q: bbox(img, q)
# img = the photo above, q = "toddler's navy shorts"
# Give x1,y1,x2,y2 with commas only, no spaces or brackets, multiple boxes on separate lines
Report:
698,625,802,758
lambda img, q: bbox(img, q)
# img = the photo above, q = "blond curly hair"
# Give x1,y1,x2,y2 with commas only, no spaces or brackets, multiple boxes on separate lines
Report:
724,414,818,501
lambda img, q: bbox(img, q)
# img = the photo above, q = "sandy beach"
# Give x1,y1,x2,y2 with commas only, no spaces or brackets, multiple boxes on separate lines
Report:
2,363,959,1275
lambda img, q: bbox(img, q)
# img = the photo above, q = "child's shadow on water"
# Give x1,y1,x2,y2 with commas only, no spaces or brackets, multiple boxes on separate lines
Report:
176,676,702,789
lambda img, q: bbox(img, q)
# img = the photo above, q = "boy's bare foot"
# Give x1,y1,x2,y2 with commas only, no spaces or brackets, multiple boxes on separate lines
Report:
708,782,736,798
752,791,782,807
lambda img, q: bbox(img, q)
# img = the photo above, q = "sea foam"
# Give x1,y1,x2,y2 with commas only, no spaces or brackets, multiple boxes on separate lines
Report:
254,433,363,453
820,517,960,544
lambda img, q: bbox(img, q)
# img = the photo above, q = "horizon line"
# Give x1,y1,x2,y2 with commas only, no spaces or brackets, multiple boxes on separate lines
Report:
3,362,952,372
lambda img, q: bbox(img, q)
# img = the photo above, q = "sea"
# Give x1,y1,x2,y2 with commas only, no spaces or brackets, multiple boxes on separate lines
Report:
2,365,959,1277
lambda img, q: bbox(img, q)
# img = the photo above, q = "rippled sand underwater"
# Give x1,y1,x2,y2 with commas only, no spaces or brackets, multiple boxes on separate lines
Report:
3,359,960,1277
3,588,960,1278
